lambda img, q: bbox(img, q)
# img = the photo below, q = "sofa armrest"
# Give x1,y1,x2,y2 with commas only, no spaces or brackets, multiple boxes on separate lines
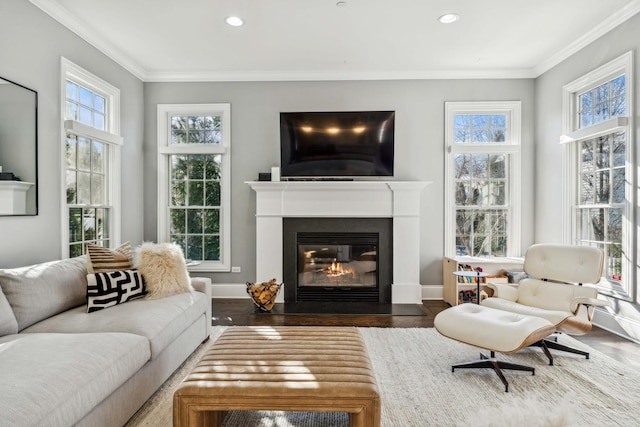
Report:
485,282,519,302
190,277,211,298
190,277,211,339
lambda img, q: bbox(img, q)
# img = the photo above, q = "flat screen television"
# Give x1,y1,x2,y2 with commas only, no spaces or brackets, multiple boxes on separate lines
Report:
280,111,395,178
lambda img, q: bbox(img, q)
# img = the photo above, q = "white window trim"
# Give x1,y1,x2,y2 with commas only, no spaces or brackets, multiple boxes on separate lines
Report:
444,101,522,258
60,57,122,257
561,51,634,300
157,103,231,272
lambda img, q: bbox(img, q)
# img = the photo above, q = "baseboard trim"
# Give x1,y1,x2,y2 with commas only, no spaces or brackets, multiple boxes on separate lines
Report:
593,308,640,344
421,284,443,301
211,283,250,299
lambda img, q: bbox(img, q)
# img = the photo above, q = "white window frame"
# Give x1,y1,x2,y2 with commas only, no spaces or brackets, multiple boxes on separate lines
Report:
444,101,522,258
60,58,122,257
157,104,231,272
561,51,634,300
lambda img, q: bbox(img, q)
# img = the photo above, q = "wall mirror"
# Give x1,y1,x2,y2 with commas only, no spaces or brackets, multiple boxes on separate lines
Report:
0,76,38,216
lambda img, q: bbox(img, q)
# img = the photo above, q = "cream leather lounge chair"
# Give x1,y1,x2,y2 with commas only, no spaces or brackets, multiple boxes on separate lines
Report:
482,243,607,364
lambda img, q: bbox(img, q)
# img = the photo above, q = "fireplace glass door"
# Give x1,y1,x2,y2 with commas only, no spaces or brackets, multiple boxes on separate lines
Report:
297,232,379,301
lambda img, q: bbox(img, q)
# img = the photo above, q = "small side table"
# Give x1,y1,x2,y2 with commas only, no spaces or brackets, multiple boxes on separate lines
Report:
453,271,490,304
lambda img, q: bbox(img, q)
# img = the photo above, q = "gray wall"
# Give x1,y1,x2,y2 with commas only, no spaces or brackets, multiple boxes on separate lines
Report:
144,79,536,287
0,0,145,267
0,0,536,287
535,13,640,340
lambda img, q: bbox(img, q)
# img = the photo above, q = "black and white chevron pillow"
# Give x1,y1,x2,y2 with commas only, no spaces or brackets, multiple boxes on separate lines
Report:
87,269,147,313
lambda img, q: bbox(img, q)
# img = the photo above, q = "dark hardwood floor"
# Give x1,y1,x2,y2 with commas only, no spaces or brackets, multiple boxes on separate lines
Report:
213,299,445,328
212,298,640,367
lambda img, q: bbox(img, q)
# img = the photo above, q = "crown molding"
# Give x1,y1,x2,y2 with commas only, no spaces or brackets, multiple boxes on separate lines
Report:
144,68,536,83
29,0,146,81
533,0,640,76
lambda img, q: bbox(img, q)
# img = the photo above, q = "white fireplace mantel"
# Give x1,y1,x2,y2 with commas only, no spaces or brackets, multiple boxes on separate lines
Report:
0,181,34,215
247,180,432,304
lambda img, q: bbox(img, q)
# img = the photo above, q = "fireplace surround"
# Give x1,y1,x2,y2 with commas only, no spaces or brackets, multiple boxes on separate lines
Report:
247,180,430,304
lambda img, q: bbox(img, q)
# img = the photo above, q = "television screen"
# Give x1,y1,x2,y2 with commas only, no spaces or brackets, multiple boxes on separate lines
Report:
280,111,395,178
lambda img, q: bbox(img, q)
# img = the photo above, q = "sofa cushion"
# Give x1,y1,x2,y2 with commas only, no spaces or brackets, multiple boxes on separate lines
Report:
0,257,87,331
135,242,192,299
482,297,572,325
87,270,147,312
86,241,134,273
0,332,150,427
22,289,208,359
0,286,18,336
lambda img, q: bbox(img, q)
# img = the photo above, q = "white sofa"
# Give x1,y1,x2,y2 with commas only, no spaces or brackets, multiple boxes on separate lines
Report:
0,256,211,427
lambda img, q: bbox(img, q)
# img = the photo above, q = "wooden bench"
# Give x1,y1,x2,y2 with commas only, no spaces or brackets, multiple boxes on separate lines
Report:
173,326,381,427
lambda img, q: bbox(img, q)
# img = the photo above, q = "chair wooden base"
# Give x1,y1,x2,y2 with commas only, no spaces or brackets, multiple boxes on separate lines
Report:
452,351,535,392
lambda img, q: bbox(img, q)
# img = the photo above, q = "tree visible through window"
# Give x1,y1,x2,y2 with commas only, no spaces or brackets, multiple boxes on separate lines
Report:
157,104,231,272
454,153,507,256
66,133,109,256
574,76,627,282
170,154,222,261
445,102,521,258
562,52,633,297
62,59,121,258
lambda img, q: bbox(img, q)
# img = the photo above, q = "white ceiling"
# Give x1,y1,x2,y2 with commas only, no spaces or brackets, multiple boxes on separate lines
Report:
30,0,640,82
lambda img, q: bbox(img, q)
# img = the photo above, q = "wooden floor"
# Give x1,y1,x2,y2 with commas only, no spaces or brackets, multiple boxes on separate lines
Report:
212,298,640,367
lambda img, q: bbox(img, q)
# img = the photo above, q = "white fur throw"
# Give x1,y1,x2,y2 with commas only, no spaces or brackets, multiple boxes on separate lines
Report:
474,396,574,427
135,242,192,299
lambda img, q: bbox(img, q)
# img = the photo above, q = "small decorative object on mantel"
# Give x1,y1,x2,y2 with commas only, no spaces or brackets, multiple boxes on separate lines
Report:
0,171,20,181
246,278,281,312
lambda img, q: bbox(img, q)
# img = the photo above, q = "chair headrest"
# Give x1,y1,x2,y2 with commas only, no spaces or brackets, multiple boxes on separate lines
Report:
524,244,604,284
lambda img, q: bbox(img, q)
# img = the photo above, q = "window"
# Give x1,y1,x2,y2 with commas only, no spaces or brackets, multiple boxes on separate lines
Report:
562,51,634,299
61,58,122,257
444,102,521,258
157,104,231,272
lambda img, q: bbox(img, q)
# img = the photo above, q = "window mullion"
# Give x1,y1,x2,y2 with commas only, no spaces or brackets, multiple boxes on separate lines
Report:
159,145,227,155
450,144,520,154
65,120,123,146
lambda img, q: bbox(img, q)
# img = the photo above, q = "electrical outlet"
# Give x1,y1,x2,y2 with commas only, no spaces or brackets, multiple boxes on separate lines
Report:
231,266,241,273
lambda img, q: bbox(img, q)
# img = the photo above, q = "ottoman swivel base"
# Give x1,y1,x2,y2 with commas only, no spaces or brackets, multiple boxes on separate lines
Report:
435,304,555,392
452,351,535,392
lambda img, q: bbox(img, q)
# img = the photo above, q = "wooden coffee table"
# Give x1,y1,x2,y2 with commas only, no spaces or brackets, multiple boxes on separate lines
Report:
173,326,381,427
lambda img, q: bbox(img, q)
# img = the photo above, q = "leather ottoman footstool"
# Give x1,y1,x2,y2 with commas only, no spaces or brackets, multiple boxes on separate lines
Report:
434,304,556,392
173,326,381,427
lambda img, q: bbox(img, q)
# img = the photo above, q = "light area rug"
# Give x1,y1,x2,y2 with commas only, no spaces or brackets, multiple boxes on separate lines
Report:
125,326,640,427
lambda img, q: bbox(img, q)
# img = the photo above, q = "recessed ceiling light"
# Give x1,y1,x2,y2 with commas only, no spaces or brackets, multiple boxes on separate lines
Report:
438,13,459,24
225,16,244,27
336,1,347,7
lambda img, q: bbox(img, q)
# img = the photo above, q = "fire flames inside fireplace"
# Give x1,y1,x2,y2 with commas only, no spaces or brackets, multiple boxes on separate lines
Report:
300,244,376,288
